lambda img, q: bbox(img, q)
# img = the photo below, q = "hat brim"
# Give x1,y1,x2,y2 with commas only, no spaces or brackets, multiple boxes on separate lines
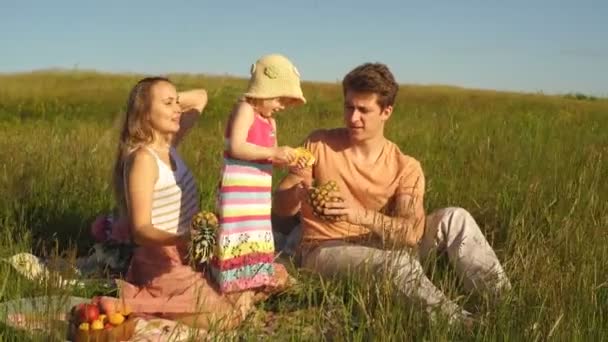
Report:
243,93,307,105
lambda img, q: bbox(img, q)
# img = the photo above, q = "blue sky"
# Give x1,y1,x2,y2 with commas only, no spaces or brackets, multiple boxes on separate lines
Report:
1,0,607,95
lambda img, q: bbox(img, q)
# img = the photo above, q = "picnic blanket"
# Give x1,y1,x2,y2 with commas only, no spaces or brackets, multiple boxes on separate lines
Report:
4,250,126,288
0,295,221,341
0,247,296,342
2,253,241,341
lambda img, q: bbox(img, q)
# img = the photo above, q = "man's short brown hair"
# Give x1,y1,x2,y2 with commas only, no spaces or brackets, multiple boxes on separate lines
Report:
342,63,399,109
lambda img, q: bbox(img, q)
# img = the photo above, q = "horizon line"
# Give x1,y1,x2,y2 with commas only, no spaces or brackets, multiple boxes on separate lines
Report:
1,66,605,99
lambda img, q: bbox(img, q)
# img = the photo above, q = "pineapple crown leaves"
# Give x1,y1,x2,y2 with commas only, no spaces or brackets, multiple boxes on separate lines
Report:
289,147,316,167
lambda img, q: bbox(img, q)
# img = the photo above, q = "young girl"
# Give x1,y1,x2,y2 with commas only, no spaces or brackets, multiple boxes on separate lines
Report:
211,54,307,293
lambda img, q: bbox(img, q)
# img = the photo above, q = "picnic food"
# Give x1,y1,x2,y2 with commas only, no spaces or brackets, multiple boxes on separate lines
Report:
188,210,219,265
76,303,100,324
290,147,315,167
108,312,125,325
91,319,104,330
71,301,130,326
70,300,134,341
307,180,347,222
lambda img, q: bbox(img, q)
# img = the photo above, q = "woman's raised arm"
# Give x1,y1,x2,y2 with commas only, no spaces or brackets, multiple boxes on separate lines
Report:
173,88,208,146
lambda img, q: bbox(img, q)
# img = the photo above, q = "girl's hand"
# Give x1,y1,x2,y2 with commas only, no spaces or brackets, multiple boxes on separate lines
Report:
271,146,297,166
288,155,308,172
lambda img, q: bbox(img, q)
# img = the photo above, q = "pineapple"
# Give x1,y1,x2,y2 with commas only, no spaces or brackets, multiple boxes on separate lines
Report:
307,180,347,222
188,210,219,266
290,147,315,167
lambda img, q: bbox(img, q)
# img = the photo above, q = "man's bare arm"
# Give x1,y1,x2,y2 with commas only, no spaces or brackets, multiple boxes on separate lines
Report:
273,169,311,217
357,193,425,248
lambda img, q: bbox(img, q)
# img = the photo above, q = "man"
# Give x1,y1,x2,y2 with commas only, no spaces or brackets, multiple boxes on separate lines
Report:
272,62,512,325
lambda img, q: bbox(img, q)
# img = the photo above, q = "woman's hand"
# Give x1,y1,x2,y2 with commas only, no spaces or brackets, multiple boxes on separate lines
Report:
178,89,208,113
174,89,208,146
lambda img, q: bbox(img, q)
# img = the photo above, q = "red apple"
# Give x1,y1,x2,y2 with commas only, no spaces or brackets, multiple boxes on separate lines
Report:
78,304,100,323
71,303,85,319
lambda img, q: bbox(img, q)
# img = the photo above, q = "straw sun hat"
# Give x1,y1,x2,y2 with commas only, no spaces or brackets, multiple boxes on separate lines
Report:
243,54,306,104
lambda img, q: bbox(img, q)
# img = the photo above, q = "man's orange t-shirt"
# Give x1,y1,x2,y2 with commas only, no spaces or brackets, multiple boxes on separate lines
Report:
301,128,426,245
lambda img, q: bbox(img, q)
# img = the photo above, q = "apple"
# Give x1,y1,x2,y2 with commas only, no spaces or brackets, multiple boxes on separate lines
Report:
78,304,100,323
71,303,85,320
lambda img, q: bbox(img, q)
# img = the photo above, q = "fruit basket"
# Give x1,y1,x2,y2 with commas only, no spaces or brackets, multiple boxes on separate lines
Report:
67,302,135,342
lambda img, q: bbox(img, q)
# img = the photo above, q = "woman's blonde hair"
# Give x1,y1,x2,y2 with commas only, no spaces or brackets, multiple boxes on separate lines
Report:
112,76,172,214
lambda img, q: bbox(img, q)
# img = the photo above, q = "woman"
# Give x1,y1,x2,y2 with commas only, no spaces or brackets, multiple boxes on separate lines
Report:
99,76,287,330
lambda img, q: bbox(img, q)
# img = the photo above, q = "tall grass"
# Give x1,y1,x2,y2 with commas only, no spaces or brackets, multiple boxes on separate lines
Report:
0,71,607,340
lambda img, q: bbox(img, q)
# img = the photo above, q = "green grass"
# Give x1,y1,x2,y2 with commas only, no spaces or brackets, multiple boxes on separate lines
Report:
0,70,607,340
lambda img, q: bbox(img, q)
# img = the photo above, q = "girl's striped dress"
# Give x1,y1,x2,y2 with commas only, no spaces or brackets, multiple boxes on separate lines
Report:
211,113,276,293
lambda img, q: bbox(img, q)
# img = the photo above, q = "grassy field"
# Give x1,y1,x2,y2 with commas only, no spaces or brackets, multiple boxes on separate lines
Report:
0,70,607,340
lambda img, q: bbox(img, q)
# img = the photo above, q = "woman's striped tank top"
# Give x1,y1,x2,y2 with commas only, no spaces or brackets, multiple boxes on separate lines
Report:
147,147,199,235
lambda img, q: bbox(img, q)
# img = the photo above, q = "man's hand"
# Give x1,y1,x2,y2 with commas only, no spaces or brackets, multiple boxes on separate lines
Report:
321,191,423,248
273,165,311,217
321,192,370,226
288,159,313,188
291,180,310,204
